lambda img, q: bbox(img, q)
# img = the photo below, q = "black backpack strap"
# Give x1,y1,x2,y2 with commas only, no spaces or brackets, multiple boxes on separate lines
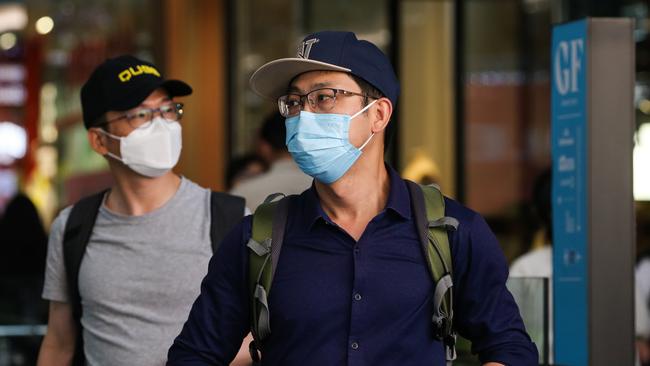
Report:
62,190,107,366
210,191,246,253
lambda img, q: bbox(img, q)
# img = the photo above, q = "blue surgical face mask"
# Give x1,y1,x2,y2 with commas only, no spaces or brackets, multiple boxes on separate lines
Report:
285,100,377,184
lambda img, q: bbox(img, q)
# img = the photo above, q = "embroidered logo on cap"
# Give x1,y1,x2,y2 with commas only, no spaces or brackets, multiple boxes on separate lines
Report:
297,38,319,59
117,65,161,82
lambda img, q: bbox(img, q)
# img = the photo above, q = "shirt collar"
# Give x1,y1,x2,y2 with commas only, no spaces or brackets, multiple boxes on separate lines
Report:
302,164,412,230
384,165,411,220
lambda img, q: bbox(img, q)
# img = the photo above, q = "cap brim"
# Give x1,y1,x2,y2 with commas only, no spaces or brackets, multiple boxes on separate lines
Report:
250,58,350,101
160,79,193,98
110,79,193,112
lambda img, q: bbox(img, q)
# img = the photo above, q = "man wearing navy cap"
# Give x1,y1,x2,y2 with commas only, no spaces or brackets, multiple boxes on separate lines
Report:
37,55,248,366
168,31,538,365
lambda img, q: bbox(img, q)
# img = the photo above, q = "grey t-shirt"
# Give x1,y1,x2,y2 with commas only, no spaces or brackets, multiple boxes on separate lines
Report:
43,177,221,366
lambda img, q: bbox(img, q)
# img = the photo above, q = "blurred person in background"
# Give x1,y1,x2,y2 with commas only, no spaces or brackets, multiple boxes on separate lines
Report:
0,121,47,303
0,167,47,278
401,148,442,186
509,168,552,363
37,55,249,366
230,112,311,211
226,153,268,191
510,168,552,278
0,123,49,365
0,152,48,322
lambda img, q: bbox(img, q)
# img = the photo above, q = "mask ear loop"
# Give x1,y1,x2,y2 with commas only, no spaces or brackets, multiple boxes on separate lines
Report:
350,99,378,120
96,128,121,141
95,129,125,163
350,99,379,151
359,132,375,151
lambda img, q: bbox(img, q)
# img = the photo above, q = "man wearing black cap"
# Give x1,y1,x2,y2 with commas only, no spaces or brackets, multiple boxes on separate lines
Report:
37,56,248,366
168,32,538,366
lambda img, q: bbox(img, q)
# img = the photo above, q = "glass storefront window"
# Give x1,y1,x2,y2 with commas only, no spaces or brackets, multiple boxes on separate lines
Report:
462,0,552,260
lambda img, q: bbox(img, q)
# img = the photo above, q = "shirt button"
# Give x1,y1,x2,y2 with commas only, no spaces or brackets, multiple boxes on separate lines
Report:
354,245,360,253
351,341,359,350
354,293,362,301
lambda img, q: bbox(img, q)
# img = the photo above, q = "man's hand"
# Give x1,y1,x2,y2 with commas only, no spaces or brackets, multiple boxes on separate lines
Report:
229,333,255,366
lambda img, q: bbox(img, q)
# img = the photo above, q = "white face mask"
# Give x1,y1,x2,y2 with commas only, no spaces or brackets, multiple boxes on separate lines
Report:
100,117,182,178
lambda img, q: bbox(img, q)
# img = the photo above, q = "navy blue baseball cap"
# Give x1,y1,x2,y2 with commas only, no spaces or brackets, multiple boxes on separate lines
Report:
250,31,400,107
80,55,192,129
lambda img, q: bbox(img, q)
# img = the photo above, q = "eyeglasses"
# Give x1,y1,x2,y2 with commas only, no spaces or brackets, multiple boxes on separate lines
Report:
100,103,184,129
278,88,372,117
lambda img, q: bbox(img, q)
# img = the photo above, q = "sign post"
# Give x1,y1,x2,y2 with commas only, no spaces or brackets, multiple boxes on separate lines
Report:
552,18,635,366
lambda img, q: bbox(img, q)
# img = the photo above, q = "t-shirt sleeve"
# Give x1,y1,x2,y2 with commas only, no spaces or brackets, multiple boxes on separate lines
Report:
42,206,72,302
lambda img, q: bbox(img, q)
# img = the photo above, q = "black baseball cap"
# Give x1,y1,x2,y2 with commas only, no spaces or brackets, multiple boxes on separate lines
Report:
249,31,399,107
80,55,192,129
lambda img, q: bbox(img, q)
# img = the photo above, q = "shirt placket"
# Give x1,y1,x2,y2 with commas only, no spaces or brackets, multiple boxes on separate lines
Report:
346,219,378,366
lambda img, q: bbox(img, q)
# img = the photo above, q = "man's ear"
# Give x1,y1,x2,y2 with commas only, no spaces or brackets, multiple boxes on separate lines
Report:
87,128,109,155
370,97,393,133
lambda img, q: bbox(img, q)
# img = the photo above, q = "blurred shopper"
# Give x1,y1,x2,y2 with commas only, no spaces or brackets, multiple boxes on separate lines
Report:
510,169,552,277
226,153,268,191
401,148,442,186
230,112,312,210
0,124,46,277
0,165,48,328
168,31,537,366
0,168,47,277
510,168,552,363
37,55,249,366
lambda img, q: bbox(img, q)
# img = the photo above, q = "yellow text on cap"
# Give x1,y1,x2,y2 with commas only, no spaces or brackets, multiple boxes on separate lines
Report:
118,65,161,82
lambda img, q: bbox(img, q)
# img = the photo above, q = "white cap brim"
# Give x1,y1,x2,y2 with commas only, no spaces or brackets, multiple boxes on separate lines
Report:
249,58,351,101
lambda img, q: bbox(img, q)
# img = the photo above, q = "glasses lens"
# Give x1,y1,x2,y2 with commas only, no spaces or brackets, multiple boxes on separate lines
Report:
278,97,289,117
308,89,336,113
160,103,183,121
126,108,153,129
279,95,302,117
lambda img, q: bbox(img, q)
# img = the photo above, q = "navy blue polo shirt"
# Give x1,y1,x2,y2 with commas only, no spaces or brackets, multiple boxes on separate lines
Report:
168,167,538,365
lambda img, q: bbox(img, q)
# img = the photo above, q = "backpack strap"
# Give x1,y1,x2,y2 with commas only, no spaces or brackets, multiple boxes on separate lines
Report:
247,194,291,363
62,190,107,366
405,181,458,365
210,191,246,253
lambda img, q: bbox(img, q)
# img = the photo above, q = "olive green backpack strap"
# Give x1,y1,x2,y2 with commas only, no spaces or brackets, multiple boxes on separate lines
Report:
405,180,459,365
247,193,290,363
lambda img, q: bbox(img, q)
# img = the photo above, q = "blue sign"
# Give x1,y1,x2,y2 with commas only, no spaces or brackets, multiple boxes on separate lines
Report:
552,19,588,366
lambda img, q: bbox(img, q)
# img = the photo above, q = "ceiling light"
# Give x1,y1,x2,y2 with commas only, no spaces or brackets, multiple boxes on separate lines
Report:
35,16,54,35
0,32,16,50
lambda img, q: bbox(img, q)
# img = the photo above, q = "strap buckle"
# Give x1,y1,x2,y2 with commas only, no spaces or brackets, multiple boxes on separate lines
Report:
445,333,457,362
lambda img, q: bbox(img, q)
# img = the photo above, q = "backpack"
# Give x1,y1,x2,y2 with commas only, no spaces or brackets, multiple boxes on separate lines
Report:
62,190,245,366
246,181,459,365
